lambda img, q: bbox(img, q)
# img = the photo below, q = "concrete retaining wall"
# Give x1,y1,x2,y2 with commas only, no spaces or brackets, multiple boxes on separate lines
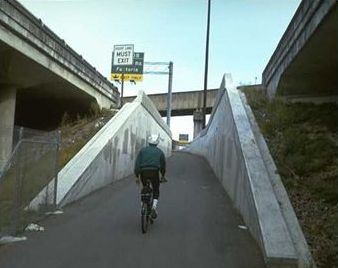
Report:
186,78,300,267
30,91,171,208
240,93,316,268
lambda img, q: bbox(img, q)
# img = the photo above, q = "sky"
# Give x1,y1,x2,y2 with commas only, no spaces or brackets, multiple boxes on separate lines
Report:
19,0,300,140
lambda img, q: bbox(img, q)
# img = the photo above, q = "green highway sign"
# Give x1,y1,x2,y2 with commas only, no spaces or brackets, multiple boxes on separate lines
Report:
111,52,144,75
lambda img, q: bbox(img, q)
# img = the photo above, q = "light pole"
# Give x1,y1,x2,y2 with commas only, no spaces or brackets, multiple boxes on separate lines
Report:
203,0,211,129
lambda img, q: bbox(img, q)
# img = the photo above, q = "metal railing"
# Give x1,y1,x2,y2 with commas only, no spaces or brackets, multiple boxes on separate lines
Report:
0,127,60,236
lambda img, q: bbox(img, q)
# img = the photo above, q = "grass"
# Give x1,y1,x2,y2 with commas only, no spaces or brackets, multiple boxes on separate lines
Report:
244,89,338,268
58,107,116,168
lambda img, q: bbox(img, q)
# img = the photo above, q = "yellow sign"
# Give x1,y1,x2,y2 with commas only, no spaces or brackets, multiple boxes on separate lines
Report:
111,73,143,81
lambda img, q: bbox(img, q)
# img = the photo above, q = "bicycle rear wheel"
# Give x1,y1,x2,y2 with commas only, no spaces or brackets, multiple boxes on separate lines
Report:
141,203,148,233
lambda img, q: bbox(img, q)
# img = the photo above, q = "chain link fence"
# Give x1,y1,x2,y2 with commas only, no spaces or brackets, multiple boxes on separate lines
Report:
0,126,60,236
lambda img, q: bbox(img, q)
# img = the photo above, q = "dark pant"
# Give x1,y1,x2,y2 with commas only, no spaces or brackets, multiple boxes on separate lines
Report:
141,170,160,200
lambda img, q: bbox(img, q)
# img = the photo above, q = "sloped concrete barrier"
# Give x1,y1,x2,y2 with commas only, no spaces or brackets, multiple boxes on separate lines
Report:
186,76,304,268
239,93,316,268
30,91,171,208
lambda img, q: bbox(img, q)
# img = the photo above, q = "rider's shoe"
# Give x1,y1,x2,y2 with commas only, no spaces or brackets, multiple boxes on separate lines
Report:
151,208,158,219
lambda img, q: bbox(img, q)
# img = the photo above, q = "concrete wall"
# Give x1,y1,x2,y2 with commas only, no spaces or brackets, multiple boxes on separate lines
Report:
29,91,171,209
240,93,316,268
0,87,16,171
186,78,301,267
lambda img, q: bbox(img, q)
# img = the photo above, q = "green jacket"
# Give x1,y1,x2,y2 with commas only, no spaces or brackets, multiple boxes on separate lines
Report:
134,144,166,177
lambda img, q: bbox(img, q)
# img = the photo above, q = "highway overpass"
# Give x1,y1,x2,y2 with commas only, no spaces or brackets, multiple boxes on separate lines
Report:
124,89,219,137
0,0,119,170
123,89,219,117
263,0,337,99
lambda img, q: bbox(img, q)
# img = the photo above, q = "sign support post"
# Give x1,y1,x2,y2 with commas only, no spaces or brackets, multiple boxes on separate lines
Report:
143,61,174,128
166,62,173,128
120,73,125,108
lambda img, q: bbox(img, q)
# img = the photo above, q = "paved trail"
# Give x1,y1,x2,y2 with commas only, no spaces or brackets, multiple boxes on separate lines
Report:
0,152,265,268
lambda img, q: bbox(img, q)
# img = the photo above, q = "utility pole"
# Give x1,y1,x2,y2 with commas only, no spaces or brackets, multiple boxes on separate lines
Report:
203,0,211,128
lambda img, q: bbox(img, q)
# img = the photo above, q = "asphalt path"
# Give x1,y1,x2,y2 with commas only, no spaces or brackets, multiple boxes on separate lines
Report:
0,152,265,268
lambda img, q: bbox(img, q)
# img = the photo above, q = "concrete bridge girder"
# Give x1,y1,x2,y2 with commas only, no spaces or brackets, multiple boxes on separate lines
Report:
123,89,218,138
123,89,218,117
0,31,114,109
0,47,97,129
263,0,337,98
278,7,337,96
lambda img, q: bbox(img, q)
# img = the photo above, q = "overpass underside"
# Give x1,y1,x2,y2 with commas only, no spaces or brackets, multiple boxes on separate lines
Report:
263,0,337,99
159,107,212,117
123,89,218,138
15,85,96,129
0,42,96,129
124,89,218,117
278,7,337,97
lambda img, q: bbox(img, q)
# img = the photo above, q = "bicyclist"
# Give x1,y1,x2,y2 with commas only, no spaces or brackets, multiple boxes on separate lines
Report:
134,134,166,219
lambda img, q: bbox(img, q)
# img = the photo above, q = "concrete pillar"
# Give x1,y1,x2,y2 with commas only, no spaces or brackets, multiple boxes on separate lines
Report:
193,109,203,138
0,86,16,171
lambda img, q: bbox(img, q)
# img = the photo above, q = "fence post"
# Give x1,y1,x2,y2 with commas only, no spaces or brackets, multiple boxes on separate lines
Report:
53,130,61,209
12,140,24,235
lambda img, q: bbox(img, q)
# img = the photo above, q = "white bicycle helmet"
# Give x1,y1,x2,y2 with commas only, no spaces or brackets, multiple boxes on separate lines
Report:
148,134,159,145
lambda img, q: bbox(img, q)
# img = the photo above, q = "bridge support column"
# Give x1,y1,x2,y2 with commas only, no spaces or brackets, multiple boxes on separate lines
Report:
0,86,16,172
193,109,203,138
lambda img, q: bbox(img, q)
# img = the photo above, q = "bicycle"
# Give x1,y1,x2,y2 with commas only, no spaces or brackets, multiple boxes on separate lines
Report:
140,179,154,234
139,176,167,234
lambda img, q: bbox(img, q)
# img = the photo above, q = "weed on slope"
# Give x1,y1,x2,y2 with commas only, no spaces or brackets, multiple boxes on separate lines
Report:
245,89,338,268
